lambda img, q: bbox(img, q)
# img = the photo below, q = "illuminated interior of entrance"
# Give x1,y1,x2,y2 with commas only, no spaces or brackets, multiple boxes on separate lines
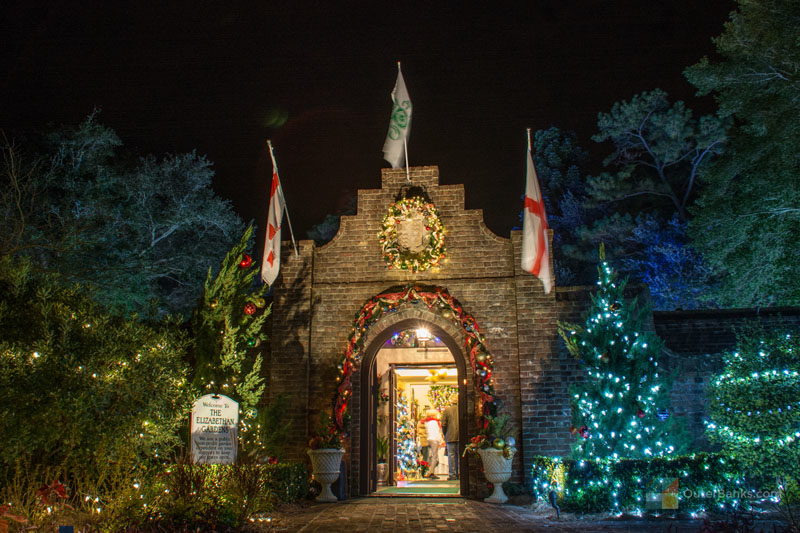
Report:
373,327,460,496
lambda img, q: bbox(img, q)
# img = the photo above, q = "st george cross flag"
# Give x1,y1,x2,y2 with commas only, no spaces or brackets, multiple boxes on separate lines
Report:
521,132,553,294
382,62,412,169
261,141,286,286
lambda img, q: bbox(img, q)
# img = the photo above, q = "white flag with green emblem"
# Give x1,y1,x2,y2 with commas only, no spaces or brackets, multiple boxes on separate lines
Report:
382,63,412,169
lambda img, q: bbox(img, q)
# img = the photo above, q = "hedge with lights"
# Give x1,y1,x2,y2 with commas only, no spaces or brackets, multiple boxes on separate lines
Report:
112,462,307,530
706,329,800,479
530,453,752,514
378,196,446,272
0,256,192,477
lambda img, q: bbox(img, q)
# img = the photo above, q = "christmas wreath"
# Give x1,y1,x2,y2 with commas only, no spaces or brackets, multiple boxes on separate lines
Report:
378,196,445,272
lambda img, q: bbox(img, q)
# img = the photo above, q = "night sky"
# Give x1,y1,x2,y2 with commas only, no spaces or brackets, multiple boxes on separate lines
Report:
1,1,733,241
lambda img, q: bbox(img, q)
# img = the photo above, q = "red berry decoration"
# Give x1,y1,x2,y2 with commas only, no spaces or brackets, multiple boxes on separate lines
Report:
243,302,257,315
238,254,253,268
637,408,645,419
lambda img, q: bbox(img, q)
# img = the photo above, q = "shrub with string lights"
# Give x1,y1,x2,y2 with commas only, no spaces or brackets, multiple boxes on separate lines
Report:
706,329,800,479
558,245,686,460
0,256,191,477
530,453,749,514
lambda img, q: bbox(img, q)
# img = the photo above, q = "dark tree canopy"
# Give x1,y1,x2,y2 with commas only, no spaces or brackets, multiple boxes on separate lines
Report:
686,0,800,307
0,114,245,316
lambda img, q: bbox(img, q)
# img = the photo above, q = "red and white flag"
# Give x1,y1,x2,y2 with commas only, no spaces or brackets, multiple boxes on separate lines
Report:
261,141,286,286
521,131,553,294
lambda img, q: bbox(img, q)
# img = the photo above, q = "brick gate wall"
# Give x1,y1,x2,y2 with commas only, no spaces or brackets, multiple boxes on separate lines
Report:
270,166,564,496
268,164,800,497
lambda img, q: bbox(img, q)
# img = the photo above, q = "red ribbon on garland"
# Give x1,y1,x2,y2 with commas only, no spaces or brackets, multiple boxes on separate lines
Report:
330,285,499,437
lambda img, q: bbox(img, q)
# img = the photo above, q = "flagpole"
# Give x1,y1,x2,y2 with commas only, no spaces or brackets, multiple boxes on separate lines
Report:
266,140,299,257
398,61,410,182
403,137,410,182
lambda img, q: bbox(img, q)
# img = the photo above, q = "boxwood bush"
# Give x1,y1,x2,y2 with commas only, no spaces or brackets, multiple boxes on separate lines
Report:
530,453,763,514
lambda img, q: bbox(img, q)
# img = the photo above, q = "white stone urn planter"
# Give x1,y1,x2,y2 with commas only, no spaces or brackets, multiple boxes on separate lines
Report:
376,462,388,486
308,448,345,502
477,447,515,504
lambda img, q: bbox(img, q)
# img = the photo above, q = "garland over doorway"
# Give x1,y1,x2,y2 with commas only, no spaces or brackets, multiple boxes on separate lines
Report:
331,284,499,437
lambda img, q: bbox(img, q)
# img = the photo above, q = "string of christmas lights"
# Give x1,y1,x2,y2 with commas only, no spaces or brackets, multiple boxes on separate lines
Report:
331,285,498,439
378,196,446,272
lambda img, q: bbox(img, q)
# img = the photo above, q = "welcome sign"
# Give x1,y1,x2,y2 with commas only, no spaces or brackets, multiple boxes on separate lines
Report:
190,394,239,464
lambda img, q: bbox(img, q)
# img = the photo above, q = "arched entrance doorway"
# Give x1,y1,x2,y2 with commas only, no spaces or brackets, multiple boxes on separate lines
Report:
359,319,470,496
329,284,501,498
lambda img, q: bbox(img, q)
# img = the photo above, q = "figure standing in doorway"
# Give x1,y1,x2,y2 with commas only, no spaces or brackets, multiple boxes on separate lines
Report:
442,401,459,480
422,408,443,479
416,416,429,465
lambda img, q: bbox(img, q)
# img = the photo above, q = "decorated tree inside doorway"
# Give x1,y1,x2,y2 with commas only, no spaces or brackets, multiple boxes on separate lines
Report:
191,225,274,456
395,392,418,480
558,245,685,460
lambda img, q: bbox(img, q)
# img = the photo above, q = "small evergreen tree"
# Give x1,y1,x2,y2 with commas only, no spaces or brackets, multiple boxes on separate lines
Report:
190,225,273,457
706,329,800,479
558,245,684,460
395,393,418,479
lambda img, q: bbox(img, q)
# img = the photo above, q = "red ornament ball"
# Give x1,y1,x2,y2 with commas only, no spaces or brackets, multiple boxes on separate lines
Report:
579,425,589,439
243,302,257,315
238,254,253,268
637,409,645,419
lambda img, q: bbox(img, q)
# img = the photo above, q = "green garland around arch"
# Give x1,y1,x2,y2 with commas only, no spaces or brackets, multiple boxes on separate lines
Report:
331,285,498,438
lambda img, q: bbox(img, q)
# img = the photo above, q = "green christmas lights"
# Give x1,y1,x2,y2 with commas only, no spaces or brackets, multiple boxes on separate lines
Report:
558,246,683,461
706,330,800,478
530,453,752,514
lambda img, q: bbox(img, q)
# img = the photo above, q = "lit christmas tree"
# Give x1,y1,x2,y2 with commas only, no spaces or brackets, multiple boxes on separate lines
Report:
395,392,418,479
706,329,800,479
191,225,271,455
558,245,683,460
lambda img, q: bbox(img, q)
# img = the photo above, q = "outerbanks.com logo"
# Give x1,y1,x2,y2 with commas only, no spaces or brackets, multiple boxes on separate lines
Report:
646,478,680,510
646,479,781,510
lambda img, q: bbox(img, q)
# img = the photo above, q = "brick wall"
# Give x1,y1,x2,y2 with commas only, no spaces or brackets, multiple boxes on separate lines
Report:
271,166,541,496
268,164,800,497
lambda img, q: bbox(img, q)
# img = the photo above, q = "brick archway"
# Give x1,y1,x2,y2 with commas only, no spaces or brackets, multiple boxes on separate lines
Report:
330,285,499,497
355,313,473,496
331,285,500,437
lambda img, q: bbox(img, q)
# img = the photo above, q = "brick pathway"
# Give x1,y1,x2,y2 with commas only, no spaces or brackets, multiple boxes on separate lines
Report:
260,498,712,532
